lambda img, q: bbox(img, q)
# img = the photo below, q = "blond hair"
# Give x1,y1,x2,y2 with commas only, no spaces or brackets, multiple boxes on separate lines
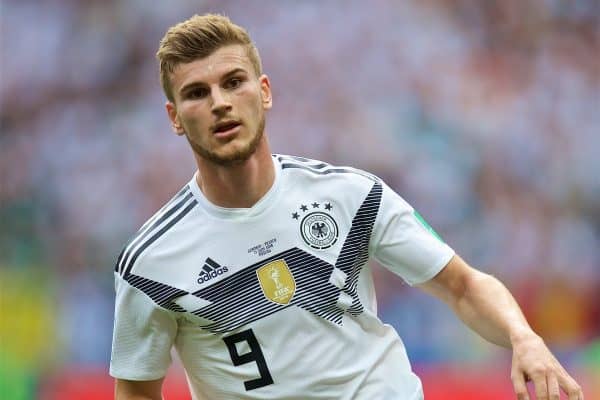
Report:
156,14,262,102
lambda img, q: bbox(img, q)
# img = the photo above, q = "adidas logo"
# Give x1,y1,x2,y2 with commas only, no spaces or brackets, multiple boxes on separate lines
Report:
197,258,229,284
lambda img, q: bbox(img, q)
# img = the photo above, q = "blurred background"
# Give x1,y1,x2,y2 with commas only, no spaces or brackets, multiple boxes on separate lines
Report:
1,0,599,399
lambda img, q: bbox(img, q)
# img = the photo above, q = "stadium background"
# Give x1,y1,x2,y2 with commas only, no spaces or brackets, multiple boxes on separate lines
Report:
1,1,598,399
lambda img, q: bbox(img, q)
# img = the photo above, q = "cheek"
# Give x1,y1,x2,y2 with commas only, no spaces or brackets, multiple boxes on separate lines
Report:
245,92,265,119
237,87,263,109
180,105,209,129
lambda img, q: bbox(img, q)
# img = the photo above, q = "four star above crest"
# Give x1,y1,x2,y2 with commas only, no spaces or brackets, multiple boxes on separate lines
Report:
292,202,333,218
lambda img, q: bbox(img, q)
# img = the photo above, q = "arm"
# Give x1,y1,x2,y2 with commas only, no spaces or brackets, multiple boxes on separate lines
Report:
416,254,583,400
115,377,164,400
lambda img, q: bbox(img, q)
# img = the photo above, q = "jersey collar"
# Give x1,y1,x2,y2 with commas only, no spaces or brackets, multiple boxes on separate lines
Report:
189,155,282,220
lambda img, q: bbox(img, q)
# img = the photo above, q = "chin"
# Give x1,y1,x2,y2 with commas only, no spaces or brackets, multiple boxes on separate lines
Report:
202,141,260,166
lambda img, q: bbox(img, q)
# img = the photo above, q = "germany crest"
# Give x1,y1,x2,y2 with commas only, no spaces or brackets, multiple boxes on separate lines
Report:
291,201,339,250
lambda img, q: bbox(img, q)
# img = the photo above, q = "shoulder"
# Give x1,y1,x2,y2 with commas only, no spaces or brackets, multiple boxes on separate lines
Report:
114,183,199,280
274,154,380,187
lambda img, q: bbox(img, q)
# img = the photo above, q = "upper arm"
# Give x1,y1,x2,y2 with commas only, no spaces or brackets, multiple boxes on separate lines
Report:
416,254,483,304
115,377,164,400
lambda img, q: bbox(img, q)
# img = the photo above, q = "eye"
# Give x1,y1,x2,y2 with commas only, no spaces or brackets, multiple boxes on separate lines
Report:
225,77,243,89
187,87,209,99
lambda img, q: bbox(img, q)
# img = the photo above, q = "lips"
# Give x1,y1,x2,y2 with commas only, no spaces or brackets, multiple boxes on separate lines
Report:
213,120,241,134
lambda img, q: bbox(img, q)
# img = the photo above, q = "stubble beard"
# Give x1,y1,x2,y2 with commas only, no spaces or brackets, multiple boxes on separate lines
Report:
187,114,266,167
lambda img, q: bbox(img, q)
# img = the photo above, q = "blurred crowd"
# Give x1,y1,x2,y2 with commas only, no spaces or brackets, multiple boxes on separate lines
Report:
1,0,599,396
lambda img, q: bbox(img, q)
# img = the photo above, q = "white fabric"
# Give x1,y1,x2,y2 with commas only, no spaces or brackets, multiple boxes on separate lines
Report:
110,274,177,380
110,154,454,399
373,181,455,286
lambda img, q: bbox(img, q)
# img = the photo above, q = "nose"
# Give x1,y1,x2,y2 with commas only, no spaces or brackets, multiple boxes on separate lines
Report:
210,87,232,116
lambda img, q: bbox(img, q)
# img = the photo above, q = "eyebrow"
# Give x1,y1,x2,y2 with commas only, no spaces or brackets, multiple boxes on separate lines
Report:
179,68,249,95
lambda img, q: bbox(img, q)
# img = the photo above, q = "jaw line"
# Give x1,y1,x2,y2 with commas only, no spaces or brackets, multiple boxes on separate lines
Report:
188,115,265,167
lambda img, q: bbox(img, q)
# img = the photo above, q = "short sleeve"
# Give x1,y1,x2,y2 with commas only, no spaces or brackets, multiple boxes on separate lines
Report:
371,181,455,286
110,272,178,380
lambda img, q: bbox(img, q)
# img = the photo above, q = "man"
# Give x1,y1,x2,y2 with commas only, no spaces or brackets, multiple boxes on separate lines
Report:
110,14,583,400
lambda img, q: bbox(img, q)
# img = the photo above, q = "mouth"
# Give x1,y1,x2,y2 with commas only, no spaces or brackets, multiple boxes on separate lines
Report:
212,120,242,136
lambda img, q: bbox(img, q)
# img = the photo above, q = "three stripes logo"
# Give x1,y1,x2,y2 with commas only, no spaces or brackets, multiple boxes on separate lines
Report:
197,257,229,284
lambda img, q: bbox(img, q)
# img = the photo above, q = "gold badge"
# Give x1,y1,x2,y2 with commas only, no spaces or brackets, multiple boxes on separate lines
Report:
256,259,296,305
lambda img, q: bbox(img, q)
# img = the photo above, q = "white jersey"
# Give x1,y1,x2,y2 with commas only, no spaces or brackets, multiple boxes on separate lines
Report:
110,154,454,400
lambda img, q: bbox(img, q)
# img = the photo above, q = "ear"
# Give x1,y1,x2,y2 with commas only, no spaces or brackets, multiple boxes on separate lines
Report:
166,101,185,136
259,74,272,110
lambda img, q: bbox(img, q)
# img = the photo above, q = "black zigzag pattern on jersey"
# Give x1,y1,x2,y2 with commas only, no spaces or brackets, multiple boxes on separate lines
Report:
278,156,378,182
191,248,342,333
115,186,191,276
117,174,383,331
116,189,198,279
189,182,383,333
335,182,383,317
126,274,188,312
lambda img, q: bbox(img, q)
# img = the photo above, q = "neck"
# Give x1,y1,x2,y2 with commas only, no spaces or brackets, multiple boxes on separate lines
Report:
194,138,275,208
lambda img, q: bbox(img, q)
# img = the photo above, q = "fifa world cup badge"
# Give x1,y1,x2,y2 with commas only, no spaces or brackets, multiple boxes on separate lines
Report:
256,260,296,304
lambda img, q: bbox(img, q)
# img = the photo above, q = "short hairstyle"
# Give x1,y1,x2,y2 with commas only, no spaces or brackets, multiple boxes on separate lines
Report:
156,14,263,102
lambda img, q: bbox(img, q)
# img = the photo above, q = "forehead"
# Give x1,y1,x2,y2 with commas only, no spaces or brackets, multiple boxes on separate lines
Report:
171,45,254,92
